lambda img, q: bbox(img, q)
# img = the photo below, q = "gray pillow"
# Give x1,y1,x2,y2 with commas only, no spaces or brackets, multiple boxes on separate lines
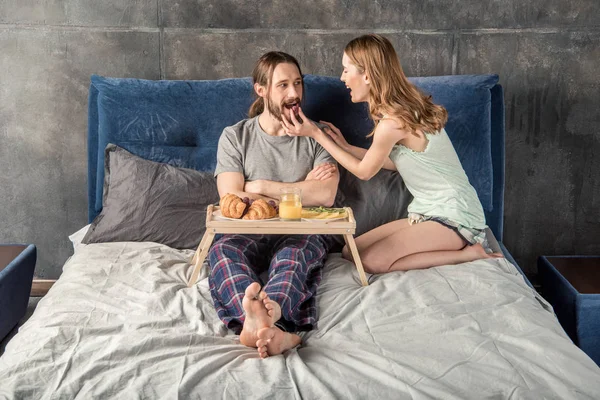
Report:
82,144,219,249
329,167,412,251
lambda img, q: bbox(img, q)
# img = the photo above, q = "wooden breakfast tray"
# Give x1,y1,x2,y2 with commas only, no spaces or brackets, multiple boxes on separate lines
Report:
187,204,368,287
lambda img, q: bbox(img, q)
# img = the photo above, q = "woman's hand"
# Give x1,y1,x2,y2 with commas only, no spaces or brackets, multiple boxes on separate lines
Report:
320,121,350,151
306,163,337,181
281,107,320,138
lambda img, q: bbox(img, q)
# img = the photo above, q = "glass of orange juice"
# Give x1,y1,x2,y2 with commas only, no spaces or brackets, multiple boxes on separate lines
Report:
279,187,302,221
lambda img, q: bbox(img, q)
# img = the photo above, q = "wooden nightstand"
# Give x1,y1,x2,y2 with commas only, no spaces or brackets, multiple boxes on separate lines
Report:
0,244,37,341
538,256,600,366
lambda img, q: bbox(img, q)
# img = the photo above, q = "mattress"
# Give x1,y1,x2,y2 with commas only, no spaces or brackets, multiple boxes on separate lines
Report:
1,241,599,399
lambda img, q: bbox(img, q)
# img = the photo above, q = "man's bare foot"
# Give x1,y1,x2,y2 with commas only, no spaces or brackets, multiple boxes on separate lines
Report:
256,327,302,358
464,243,504,261
263,294,282,324
239,282,272,348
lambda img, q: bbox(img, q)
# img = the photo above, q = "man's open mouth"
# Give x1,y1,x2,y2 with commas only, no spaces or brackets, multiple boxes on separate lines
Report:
283,101,300,114
282,100,302,123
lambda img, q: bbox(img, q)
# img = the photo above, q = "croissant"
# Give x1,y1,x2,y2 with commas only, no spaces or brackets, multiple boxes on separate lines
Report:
219,193,247,219
242,199,277,220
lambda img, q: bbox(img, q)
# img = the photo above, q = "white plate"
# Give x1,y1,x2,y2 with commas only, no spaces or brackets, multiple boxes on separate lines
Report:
213,209,279,222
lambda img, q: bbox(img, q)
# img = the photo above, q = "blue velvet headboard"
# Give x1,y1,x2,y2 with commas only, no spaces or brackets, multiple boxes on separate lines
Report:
88,74,505,240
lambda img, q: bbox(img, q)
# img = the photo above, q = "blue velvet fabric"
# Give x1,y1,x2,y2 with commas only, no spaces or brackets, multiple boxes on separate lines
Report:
88,74,501,237
0,244,36,341
488,85,505,241
538,256,600,366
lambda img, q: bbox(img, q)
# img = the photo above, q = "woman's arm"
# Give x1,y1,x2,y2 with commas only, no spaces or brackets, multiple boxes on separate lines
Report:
314,129,398,180
283,110,403,180
319,121,397,171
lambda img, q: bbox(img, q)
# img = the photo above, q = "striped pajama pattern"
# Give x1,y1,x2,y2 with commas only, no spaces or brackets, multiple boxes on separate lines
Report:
208,234,328,333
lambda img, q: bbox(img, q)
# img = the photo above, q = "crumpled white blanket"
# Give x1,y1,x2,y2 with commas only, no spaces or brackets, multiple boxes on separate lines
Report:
1,241,599,399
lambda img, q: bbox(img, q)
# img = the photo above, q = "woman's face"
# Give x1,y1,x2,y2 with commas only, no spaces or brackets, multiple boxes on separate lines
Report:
340,52,369,103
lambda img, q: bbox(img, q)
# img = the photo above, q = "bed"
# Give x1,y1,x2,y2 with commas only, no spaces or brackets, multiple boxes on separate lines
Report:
1,74,599,399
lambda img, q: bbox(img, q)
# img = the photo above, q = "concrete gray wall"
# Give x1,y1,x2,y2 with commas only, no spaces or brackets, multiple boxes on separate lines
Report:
1,1,598,278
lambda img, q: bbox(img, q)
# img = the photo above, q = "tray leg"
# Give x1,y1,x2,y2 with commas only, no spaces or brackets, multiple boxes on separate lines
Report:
191,229,212,265
344,234,369,286
342,234,350,248
188,231,216,287
190,238,202,266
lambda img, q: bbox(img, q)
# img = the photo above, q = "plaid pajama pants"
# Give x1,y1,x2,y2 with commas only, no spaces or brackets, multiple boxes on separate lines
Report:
208,234,329,334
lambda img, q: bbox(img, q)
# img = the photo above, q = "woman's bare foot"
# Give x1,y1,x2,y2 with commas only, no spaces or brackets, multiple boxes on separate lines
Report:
262,294,282,323
239,282,272,348
256,327,302,358
464,243,504,261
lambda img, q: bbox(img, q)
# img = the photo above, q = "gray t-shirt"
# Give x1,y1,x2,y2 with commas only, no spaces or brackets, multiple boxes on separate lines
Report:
214,116,335,182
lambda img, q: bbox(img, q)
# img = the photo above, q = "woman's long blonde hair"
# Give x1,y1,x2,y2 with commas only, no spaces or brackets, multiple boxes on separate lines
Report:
344,34,447,137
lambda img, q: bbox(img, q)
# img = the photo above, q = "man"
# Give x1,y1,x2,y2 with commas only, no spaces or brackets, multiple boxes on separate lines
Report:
209,51,340,358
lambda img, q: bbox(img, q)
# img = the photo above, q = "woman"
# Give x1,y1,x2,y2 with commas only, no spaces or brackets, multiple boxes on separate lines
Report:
282,34,503,274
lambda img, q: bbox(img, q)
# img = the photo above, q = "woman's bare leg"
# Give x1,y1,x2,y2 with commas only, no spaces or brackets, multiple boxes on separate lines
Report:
358,221,503,273
342,219,411,260
388,243,504,272
358,221,464,272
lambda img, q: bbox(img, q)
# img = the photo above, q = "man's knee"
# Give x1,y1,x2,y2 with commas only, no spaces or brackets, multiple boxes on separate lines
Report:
208,239,231,257
209,236,249,265
276,236,326,259
302,234,327,248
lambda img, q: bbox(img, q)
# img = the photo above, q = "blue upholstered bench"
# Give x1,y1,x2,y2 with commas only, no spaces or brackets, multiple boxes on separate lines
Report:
539,256,600,366
0,244,37,341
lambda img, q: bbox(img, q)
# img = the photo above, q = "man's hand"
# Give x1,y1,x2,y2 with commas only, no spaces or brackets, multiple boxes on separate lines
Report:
306,163,337,181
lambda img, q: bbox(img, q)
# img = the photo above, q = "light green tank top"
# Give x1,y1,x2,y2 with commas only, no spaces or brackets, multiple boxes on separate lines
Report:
389,128,487,229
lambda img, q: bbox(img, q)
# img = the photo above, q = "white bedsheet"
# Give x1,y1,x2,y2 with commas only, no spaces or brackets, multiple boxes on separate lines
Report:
1,241,599,399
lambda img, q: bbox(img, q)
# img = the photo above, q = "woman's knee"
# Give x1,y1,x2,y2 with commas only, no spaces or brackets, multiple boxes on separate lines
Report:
362,261,390,275
341,245,396,274
361,248,405,274
341,245,351,260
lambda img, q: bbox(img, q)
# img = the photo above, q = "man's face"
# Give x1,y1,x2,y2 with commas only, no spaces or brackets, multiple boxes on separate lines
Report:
265,62,303,122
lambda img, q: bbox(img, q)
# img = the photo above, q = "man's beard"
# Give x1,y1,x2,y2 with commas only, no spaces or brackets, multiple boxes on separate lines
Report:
267,97,302,123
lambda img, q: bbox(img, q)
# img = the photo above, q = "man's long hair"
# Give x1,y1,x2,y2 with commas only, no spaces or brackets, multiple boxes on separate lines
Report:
345,34,447,137
249,51,304,118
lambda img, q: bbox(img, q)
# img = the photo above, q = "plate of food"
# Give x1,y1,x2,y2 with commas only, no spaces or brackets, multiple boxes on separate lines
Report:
215,194,279,221
301,207,348,222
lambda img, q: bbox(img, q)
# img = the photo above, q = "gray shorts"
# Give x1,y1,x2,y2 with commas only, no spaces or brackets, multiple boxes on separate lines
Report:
408,213,491,252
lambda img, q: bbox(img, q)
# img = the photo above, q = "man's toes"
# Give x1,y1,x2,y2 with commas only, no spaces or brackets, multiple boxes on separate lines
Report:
258,291,267,301
245,282,261,298
255,339,269,358
256,338,269,348
264,300,274,310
